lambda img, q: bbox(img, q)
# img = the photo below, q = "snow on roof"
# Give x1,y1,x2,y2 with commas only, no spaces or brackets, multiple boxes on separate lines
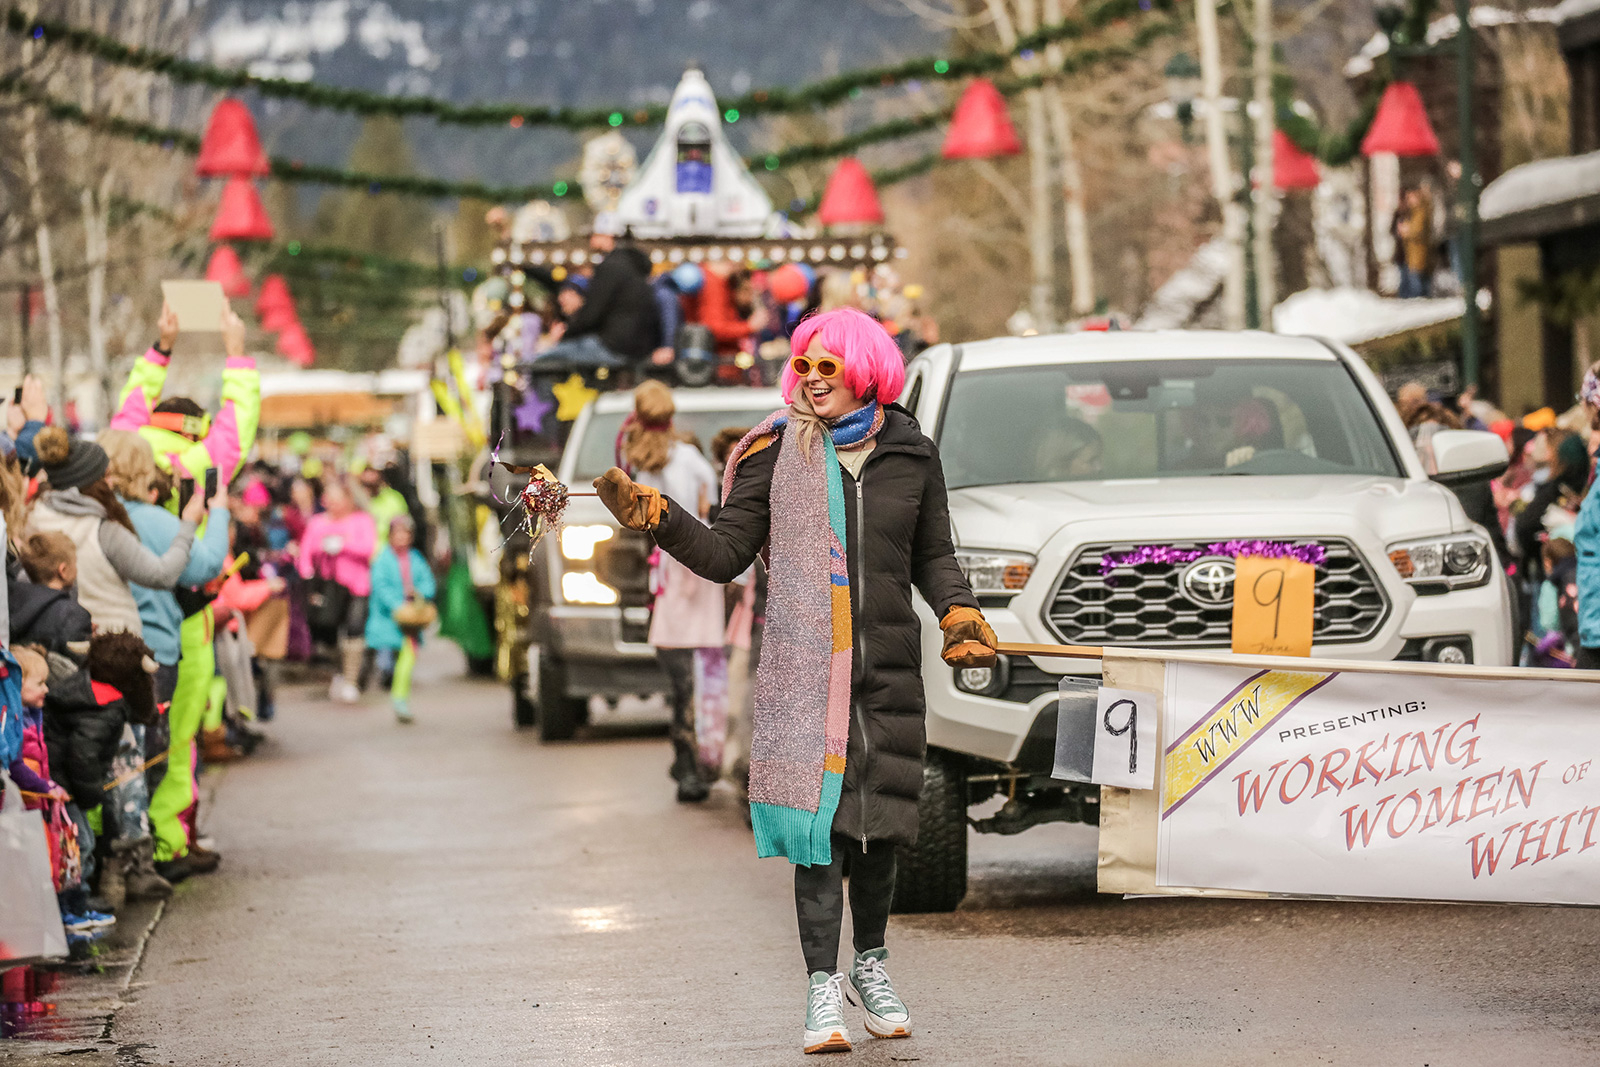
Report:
1272,287,1476,345
1345,5,1560,77
1479,149,1600,220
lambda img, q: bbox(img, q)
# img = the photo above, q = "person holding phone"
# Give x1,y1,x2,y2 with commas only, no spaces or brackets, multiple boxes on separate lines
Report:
100,431,232,880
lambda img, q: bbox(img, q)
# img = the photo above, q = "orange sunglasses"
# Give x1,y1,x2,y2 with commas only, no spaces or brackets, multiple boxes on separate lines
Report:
790,354,842,379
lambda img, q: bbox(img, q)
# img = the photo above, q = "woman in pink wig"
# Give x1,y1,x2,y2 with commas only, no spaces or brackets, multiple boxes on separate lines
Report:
594,307,997,1053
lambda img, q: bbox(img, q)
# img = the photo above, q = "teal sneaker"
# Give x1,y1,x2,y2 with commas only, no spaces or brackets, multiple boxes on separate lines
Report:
849,947,910,1039
803,970,851,1054
393,699,414,724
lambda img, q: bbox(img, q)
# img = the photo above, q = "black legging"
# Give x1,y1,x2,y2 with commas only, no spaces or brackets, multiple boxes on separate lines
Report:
794,834,897,976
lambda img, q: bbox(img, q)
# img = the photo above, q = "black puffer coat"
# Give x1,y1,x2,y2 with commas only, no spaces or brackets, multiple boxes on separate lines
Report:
562,246,661,361
42,653,125,810
653,406,978,846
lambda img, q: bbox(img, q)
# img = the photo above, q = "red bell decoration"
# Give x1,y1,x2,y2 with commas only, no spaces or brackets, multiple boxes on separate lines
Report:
1273,130,1321,190
195,99,270,178
942,79,1022,160
255,274,295,328
261,295,301,333
210,178,275,242
205,245,251,299
817,158,886,226
276,321,315,367
1360,82,1441,157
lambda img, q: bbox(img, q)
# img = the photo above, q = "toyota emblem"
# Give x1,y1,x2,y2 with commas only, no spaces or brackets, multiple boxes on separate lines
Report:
1180,558,1237,606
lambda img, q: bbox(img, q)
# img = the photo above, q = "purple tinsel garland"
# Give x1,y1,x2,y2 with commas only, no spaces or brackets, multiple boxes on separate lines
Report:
1099,540,1326,577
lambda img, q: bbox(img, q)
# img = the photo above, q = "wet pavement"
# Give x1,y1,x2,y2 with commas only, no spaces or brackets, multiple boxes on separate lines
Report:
10,645,1600,1065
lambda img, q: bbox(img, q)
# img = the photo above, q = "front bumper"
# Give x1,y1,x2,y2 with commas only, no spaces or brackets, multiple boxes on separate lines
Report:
920,570,1516,767
546,605,658,663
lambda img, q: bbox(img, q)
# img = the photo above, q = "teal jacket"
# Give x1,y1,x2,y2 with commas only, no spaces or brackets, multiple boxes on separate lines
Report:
1577,484,1600,649
365,547,436,651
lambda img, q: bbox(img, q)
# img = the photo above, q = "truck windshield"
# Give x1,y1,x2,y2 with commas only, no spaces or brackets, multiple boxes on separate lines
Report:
571,406,782,481
938,358,1403,489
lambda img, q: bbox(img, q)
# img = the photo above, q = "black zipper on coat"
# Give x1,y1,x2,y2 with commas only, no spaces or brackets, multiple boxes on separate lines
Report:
853,466,870,849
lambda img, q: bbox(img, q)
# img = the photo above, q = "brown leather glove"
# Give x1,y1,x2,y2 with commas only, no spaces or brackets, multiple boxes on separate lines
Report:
941,606,998,668
594,468,667,532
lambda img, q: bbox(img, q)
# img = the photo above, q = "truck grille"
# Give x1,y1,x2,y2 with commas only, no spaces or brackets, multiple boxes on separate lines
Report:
1045,539,1389,648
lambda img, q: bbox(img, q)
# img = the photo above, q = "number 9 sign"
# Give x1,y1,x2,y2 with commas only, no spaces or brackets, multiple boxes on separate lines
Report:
1091,686,1157,790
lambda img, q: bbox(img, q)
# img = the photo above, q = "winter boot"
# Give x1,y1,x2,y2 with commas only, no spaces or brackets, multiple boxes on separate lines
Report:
124,838,174,900
97,839,130,911
201,727,243,764
668,726,698,783
676,769,710,803
186,843,222,875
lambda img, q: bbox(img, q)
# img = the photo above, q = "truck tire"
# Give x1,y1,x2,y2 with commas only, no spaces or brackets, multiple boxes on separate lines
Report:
891,748,968,913
536,655,582,742
511,672,536,729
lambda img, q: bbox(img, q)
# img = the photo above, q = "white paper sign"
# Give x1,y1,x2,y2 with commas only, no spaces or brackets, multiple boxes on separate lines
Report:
1156,659,1600,904
1092,686,1157,790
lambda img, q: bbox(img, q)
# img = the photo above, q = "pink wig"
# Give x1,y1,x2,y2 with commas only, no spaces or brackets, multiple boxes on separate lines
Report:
782,307,906,407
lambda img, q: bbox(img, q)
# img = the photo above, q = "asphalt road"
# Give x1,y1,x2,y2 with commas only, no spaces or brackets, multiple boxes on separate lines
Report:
97,649,1600,1066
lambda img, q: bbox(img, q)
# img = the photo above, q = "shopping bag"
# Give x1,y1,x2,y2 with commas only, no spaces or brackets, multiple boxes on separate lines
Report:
693,648,729,775
0,771,69,965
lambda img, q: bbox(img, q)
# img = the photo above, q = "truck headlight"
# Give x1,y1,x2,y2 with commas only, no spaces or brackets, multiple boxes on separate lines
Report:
561,571,619,605
1386,533,1491,591
954,550,1035,597
560,524,615,561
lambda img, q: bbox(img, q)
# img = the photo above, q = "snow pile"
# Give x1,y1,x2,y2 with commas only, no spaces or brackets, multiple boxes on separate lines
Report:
1272,287,1474,345
1479,149,1600,220
1133,238,1231,330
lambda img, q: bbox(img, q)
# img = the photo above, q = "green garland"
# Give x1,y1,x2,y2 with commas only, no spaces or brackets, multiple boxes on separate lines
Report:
4,0,1171,128
5,9,1172,203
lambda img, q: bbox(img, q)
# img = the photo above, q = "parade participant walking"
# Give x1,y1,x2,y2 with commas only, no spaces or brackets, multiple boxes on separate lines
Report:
365,516,436,723
618,381,724,803
593,307,998,1054
298,479,377,703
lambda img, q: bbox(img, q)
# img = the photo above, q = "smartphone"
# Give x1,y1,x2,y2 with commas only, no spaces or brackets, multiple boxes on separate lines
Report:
178,477,196,513
12,387,21,405
204,467,219,503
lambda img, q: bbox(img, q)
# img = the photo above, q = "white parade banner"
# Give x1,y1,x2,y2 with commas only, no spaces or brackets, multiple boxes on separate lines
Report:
1154,659,1600,904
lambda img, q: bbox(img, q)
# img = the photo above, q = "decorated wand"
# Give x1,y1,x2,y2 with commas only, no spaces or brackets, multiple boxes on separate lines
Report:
496,460,598,550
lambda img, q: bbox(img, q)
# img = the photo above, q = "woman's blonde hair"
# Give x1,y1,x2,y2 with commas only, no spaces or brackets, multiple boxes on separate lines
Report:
99,429,162,503
0,454,31,551
621,380,677,474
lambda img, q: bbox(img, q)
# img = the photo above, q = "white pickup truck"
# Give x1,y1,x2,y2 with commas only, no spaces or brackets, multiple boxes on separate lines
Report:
892,329,1514,911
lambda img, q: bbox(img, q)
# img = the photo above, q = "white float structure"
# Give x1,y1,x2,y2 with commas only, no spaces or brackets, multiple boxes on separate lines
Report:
614,68,772,238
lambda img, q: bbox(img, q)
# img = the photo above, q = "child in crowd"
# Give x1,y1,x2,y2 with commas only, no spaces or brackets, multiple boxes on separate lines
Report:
1531,538,1581,667
365,516,435,724
11,532,93,656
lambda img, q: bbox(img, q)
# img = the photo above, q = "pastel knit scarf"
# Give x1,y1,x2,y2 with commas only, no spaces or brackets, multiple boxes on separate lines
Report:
722,400,884,866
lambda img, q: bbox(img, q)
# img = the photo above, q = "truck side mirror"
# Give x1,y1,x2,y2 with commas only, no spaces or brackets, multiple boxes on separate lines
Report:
1428,429,1510,486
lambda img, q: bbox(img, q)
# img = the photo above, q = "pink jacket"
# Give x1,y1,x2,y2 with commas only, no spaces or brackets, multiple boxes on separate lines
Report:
297,512,377,597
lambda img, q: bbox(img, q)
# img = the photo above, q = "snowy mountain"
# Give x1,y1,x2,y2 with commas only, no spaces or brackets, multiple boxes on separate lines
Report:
194,0,945,187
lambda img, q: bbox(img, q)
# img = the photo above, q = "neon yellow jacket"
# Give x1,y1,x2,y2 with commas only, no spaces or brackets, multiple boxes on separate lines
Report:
111,347,261,490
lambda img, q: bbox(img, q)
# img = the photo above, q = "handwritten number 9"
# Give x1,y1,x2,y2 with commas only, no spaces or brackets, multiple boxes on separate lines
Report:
1252,566,1286,639
1104,698,1137,773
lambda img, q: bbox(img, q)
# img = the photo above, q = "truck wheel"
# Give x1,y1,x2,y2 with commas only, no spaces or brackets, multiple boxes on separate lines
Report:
892,748,968,913
511,672,536,729
536,656,582,742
